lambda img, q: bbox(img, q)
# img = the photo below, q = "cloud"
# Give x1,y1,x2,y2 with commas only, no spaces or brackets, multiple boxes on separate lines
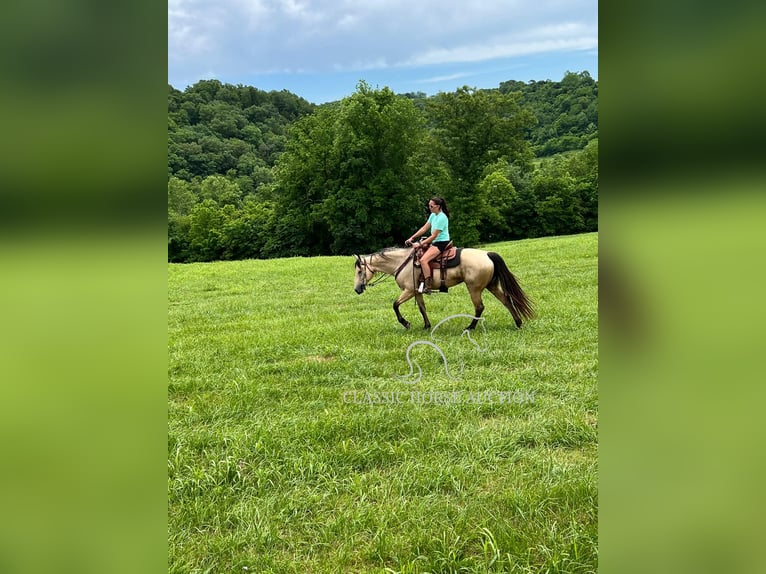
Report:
408,33,598,67
419,72,474,84
168,0,597,84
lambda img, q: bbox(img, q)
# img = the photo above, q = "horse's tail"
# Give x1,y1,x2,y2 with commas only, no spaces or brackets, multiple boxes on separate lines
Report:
488,252,535,320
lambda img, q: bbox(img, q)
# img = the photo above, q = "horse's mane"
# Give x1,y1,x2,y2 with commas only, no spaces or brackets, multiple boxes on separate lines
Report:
373,246,409,261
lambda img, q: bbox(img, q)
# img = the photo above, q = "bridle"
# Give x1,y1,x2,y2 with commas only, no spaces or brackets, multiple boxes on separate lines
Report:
356,253,391,289
357,249,419,290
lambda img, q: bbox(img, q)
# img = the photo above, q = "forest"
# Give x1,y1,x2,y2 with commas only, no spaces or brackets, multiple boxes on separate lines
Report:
168,71,597,262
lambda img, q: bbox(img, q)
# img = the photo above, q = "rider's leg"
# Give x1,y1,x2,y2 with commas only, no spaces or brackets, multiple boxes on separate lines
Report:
419,245,439,277
419,246,439,293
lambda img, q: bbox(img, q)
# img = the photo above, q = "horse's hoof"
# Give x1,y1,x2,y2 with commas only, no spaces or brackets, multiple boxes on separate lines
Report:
515,319,523,328
423,324,431,330
403,322,411,330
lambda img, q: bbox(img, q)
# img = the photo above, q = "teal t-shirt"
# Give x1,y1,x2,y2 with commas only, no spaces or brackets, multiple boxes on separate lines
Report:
428,212,450,242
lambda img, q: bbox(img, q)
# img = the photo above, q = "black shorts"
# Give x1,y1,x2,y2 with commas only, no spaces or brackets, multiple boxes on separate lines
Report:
433,241,450,253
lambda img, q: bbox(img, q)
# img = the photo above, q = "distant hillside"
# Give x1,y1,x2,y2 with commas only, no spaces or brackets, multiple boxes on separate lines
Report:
168,71,597,186
500,71,598,156
168,74,597,262
168,81,317,194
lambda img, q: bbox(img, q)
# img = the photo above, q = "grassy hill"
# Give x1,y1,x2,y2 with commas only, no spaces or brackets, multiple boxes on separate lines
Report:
168,232,598,573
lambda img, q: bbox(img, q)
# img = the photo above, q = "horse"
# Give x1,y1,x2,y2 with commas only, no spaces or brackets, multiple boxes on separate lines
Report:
354,246,535,330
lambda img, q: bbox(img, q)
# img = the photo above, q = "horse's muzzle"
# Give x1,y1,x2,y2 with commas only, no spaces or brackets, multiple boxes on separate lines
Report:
355,285,365,294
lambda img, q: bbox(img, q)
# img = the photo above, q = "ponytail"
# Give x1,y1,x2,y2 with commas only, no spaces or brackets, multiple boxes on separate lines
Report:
431,196,450,218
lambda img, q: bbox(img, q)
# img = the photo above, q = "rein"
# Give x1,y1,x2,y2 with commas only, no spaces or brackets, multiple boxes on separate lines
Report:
367,272,391,287
393,250,416,279
361,249,416,288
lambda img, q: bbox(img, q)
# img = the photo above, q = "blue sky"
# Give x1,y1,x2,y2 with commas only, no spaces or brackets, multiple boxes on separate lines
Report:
168,0,597,104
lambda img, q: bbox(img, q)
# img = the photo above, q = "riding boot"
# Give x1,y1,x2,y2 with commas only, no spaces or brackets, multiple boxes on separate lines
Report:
423,276,432,294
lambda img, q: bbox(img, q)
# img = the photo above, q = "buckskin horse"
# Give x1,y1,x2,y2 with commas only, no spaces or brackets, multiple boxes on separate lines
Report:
353,245,534,330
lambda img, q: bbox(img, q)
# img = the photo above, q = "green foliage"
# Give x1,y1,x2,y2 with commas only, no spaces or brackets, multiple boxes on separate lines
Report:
168,213,191,263
187,199,227,261
476,167,518,243
500,71,598,157
533,173,583,236
167,176,196,216
168,81,315,190
567,139,599,230
530,146,601,237
275,82,430,255
219,198,276,261
167,73,598,262
425,86,536,245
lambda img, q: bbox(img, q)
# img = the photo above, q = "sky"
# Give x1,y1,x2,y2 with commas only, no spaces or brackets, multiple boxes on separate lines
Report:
168,0,597,104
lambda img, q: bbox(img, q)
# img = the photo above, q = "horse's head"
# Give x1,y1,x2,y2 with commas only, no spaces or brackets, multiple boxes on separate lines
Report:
354,254,373,294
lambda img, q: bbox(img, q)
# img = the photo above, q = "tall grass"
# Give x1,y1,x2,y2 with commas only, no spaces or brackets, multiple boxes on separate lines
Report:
169,232,598,573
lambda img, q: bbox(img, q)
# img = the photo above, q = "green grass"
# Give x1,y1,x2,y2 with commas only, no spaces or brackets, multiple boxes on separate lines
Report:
168,232,598,573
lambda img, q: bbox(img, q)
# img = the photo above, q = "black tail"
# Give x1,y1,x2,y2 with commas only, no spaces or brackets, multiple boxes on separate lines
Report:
488,252,535,320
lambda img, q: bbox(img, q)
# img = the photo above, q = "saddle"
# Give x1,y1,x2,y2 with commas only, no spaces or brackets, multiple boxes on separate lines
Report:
414,241,462,293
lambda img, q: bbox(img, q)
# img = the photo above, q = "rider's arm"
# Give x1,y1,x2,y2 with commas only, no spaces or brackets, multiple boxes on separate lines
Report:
419,228,440,248
407,222,431,244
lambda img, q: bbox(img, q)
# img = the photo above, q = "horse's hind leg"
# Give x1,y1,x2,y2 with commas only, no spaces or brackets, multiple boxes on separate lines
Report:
466,284,486,330
393,290,416,329
488,284,523,328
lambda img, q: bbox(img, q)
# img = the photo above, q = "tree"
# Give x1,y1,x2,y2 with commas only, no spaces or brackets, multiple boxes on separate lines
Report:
187,199,229,261
168,214,191,262
198,175,242,207
220,197,275,260
167,177,197,216
475,169,515,242
532,159,584,236
167,73,597,262
426,87,536,245
274,82,430,255
567,138,598,230
168,177,198,262
168,80,316,197
271,106,337,256
499,71,598,157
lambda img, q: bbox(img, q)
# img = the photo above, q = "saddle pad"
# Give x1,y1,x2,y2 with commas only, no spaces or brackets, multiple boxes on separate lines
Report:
431,247,463,269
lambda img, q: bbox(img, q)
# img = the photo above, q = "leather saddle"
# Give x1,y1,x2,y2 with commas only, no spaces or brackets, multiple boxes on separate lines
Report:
414,241,463,292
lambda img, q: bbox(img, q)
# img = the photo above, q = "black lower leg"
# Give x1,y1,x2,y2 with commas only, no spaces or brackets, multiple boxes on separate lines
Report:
467,304,485,330
415,296,431,330
394,301,410,329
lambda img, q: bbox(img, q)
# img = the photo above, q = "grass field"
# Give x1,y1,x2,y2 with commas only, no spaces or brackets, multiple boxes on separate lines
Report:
168,232,598,573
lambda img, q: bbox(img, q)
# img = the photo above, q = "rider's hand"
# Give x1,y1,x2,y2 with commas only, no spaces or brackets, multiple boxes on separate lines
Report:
405,239,413,246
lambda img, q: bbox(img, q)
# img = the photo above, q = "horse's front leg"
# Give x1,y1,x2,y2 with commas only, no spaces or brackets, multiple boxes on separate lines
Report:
393,290,416,329
414,292,431,330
